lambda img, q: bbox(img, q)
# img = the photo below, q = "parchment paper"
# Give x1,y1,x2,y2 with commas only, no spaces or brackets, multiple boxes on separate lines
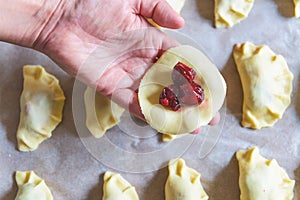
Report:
1,0,300,199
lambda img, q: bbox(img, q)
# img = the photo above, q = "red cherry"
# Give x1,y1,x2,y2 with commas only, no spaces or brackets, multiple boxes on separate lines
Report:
179,82,204,105
161,98,169,106
172,62,196,84
192,82,205,104
159,62,204,111
159,86,181,111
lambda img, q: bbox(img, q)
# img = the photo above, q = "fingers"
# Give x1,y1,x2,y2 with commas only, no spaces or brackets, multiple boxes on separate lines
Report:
129,92,145,120
134,0,185,29
94,28,179,120
208,112,221,126
192,127,202,134
110,87,145,119
192,112,221,134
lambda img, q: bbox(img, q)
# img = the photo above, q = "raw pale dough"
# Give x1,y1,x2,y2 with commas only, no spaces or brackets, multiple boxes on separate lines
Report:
162,133,179,142
85,86,181,141
148,0,186,28
103,171,139,200
84,86,177,141
214,0,255,28
84,86,180,141
165,158,208,200
138,45,226,134
84,87,124,138
294,0,300,17
15,171,53,200
233,42,293,129
236,147,295,200
17,65,65,151
162,133,187,142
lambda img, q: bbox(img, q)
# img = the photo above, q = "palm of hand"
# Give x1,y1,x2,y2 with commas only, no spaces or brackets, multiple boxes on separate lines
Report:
35,0,182,116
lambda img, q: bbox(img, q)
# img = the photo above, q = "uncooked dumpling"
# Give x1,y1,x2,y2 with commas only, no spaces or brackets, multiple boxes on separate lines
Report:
162,133,179,142
165,158,208,200
15,171,53,200
84,87,124,138
138,45,226,134
103,171,139,200
148,0,186,28
236,147,295,200
233,42,293,129
162,133,187,142
294,0,300,17
214,0,255,28
17,65,65,151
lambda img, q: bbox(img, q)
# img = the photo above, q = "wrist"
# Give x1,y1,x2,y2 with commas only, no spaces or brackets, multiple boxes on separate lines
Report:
0,0,62,47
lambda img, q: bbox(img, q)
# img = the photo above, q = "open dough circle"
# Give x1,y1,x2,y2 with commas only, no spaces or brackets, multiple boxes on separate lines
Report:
138,45,226,134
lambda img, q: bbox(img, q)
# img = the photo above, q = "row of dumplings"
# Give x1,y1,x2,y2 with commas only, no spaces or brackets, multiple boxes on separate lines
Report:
86,40,294,142
15,64,158,152
16,64,123,151
16,64,168,151
215,0,299,28
13,147,295,199
104,147,295,200
17,40,295,151
14,64,192,148
155,0,300,29
15,64,192,152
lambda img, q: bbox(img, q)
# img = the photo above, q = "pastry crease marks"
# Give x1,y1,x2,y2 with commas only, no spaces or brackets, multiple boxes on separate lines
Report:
215,0,255,28
165,158,209,200
84,87,124,138
103,171,139,200
236,147,295,200
15,171,53,200
294,0,300,17
17,65,65,151
233,42,293,129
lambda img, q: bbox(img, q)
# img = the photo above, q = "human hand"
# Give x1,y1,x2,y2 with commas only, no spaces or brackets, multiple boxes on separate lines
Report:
31,0,184,117
0,0,220,131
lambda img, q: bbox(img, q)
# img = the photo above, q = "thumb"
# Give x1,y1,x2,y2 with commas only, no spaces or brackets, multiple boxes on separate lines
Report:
135,0,185,29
